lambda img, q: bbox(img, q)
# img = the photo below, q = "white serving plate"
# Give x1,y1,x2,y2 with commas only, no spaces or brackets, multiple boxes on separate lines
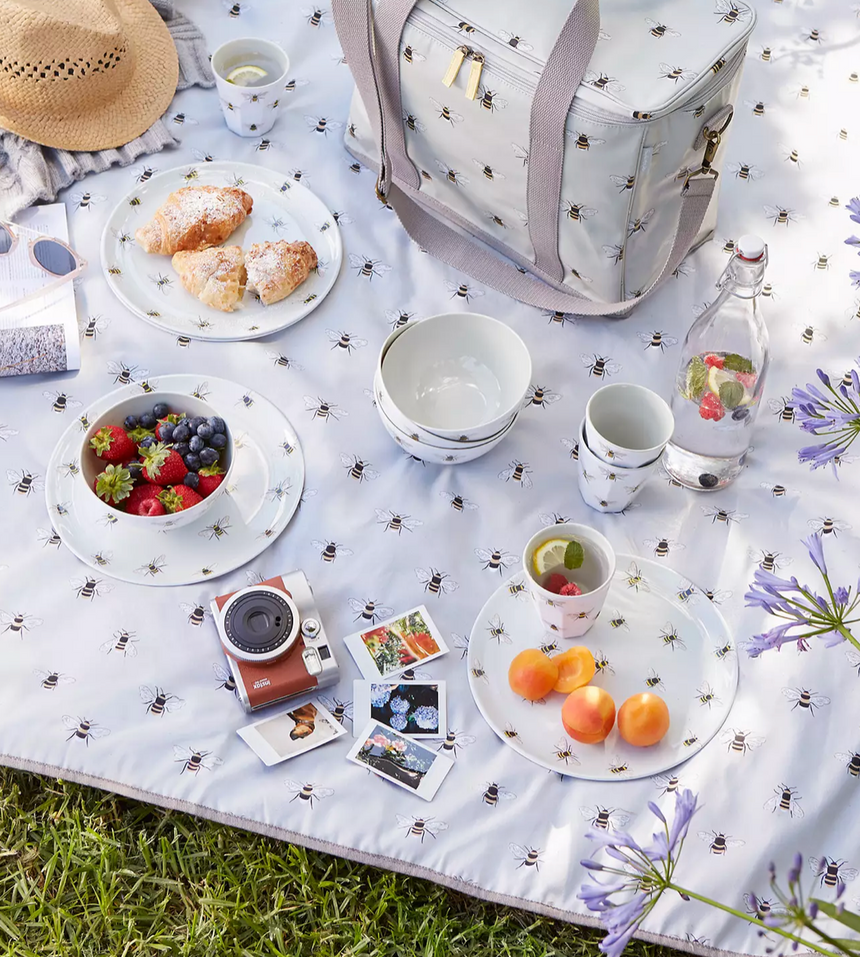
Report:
100,161,343,341
44,375,304,586
467,557,738,782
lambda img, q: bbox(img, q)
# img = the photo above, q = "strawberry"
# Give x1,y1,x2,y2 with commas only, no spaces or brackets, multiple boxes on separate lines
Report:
139,442,188,485
197,465,225,498
126,426,156,445
704,354,725,370
544,572,568,594
89,425,136,462
559,581,583,597
126,484,167,516
158,485,203,513
93,464,134,507
735,371,757,390
699,392,725,421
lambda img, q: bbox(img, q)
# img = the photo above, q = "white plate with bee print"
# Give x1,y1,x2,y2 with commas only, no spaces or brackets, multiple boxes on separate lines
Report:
44,374,304,586
467,557,738,782
100,162,343,342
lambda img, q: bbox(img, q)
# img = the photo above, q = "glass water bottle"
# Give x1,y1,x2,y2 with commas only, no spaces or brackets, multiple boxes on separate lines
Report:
663,235,770,491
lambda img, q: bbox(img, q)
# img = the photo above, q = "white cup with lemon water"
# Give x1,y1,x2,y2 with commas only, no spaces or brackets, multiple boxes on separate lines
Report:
522,523,616,639
211,38,290,137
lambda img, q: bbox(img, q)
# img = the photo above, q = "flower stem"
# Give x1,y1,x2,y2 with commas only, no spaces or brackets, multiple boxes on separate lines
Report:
667,885,837,956
836,621,860,653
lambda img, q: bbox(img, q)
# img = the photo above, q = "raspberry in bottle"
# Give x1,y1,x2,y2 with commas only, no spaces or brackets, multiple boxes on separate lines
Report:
663,235,770,490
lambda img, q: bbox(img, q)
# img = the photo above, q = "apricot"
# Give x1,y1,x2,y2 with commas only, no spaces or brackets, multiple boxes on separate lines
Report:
508,649,558,701
617,693,670,747
553,646,595,694
562,685,616,744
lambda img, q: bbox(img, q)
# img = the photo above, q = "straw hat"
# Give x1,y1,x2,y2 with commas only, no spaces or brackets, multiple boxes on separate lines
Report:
0,0,179,151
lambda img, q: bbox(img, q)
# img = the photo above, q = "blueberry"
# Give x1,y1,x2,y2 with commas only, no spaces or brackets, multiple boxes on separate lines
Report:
698,473,719,489
139,436,156,449
127,462,143,480
199,448,219,467
184,453,201,471
209,433,227,450
184,472,200,489
207,416,226,434
139,412,156,430
159,423,175,443
124,414,138,431
174,442,190,457
190,416,207,431
152,403,169,419
196,423,213,440
732,407,750,422
172,424,191,443
189,435,204,452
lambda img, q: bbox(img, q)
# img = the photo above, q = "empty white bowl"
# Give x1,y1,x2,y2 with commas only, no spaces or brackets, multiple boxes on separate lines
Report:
379,312,532,440
81,391,233,530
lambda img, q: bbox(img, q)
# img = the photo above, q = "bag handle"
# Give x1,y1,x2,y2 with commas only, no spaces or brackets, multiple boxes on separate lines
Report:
332,0,720,317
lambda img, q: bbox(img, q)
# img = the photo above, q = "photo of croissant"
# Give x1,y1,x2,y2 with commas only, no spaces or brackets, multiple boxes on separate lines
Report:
135,186,253,254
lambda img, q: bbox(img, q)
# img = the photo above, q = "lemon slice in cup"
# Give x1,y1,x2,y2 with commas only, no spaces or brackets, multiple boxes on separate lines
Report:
226,64,269,86
532,538,571,577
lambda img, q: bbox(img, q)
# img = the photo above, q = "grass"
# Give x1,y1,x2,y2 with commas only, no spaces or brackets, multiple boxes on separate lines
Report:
0,768,680,957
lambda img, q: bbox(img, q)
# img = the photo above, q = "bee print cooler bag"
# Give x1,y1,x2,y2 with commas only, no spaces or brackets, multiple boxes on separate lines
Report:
332,0,755,316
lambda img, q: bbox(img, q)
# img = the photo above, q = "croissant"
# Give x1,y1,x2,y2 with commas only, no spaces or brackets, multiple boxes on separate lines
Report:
172,246,247,312
245,240,318,306
135,186,253,254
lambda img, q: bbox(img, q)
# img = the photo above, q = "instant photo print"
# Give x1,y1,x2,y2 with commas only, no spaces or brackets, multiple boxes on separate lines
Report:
343,606,448,680
353,680,447,739
237,698,347,766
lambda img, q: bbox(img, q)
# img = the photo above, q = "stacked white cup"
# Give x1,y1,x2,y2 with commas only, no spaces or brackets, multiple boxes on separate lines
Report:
577,384,675,513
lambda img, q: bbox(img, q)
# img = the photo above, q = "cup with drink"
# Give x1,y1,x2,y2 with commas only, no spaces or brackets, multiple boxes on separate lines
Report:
211,38,290,137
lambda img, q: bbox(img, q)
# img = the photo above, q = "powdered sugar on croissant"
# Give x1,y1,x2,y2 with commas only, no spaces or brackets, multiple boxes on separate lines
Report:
135,186,253,254
245,240,318,306
172,246,247,312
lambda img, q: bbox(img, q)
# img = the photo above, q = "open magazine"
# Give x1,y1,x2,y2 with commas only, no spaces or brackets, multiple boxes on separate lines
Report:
0,204,81,378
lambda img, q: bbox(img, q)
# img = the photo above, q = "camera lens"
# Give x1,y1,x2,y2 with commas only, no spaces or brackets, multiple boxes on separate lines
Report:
222,590,297,658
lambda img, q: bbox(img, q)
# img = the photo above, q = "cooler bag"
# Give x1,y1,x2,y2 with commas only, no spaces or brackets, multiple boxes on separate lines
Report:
332,0,755,316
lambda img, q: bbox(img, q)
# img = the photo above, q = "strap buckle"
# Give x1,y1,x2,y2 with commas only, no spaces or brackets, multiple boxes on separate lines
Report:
685,111,733,189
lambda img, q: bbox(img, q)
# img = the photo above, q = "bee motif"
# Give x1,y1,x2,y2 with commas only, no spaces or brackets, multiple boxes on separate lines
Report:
140,685,185,717
37,527,62,548
749,549,792,573
561,438,580,461
498,461,534,489
132,166,156,184
638,330,678,352
445,280,484,302
624,562,650,592
286,780,335,807
303,7,333,27
7,469,44,496
1,610,43,636
174,746,223,775
768,396,796,423
347,598,394,624
197,517,230,543
482,783,517,807
803,28,823,43
699,830,745,855
715,0,751,24
659,63,695,82
318,697,352,726
70,191,106,211
63,715,110,744
509,844,543,870
608,759,630,776
486,614,511,644
696,683,720,708
702,506,749,526
429,97,464,125
107,360,148,385
402,113,426,134
628,209,655,237
72,577,112,600
401,44,426,65
764,785,804,818
457,21,475,35
562,201,598,223
809,517,851,537
727,161,765,182
659,624,686,651
743,98,766,117
80,314,110,340
311,540,353,563
683,731,700,748
213,662,237,696
396,814,447,841
415,567,458,596
569,130,606,150
602,244,625,264
580,806,631,830
644,535,684,558
475,547,518,574
583,70,626,94
348,254,392,280
645,18,680,38
136,555,166,578
478,87,507,112
35,669,75,691
304,115,342,135
581,354,622,378
714,641,735,660
283,78,309,94
304,396,347,422
99,629,137,657
553,739,580,765
782,687,830,715
764,204,801,226
179,602,210,627
744,894,787,923
645,669,664,690
437,729,476,756
759,46,773,63
720,728,765,754
809,857,858,888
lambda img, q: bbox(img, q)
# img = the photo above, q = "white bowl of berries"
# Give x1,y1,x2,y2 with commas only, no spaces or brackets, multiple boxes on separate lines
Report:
80,392,234,530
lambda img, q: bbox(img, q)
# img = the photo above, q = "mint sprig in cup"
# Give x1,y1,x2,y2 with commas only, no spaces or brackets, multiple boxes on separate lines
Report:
522,524,616,640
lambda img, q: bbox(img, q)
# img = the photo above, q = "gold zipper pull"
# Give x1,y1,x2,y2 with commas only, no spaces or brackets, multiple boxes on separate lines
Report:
465,53,484,100
442,45,469,87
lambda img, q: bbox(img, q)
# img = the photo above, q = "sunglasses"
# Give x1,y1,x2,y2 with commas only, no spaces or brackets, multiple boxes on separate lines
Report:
0,220,87,314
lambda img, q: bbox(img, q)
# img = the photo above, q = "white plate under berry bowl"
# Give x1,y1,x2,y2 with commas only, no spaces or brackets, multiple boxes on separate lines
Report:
44,374,304,586
467,557,738,782
100,161,343,342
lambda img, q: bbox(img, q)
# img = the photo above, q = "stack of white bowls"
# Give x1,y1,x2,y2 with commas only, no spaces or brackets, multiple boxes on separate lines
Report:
374,313,532,465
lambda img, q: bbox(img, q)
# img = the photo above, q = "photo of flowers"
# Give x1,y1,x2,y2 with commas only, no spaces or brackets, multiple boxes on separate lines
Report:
353,723,438,790
369,683,441,736
358,609,442,678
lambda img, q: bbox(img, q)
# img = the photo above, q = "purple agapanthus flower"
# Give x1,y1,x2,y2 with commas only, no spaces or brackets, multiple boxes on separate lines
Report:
850,271,860,288
791,365,860,476
846,236,860,248
848,197,860,224
578,790,700,957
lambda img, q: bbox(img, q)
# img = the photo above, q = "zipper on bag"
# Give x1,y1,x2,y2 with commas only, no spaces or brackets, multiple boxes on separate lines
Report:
441,44,485,99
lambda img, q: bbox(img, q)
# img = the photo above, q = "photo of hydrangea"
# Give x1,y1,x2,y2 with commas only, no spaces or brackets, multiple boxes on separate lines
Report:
369,683,441,736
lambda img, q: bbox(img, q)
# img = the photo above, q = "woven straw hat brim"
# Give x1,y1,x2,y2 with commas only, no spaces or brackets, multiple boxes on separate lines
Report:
0,0,179,151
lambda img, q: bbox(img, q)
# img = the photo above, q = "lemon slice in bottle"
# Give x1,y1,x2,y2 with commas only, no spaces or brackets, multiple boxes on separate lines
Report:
707,366,735,397
532,538,571,577
226,64,269,86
